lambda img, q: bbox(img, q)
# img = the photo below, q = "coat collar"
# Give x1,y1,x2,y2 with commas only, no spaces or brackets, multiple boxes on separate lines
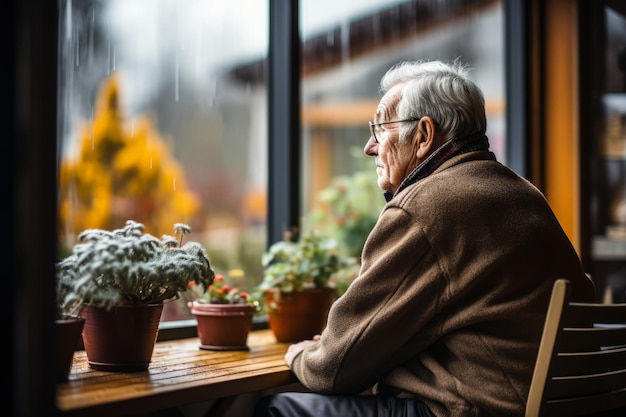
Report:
384,132,490,202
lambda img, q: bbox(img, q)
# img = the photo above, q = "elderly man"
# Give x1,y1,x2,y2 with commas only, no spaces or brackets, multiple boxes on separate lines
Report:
253,60,595,417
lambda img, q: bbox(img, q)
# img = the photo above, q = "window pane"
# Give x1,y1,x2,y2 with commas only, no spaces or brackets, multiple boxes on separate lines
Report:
57,0,269,321
300,0,505,258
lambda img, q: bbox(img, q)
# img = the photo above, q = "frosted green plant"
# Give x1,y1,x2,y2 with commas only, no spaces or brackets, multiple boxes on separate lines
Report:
56,220,215,315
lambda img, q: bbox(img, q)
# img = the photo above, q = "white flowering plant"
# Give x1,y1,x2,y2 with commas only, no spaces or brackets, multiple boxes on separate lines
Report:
56,220,215,315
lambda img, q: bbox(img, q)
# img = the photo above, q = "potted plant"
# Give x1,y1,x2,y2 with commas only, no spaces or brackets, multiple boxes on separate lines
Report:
56,220,215,371
258,228,355,342
56,273,86,382
188,273,260,351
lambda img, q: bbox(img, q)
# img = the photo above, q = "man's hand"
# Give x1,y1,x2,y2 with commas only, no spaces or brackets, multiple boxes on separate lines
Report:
284,334,321,367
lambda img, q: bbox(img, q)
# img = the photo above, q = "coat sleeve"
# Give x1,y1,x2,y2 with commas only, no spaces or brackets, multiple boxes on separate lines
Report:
290,206,449,393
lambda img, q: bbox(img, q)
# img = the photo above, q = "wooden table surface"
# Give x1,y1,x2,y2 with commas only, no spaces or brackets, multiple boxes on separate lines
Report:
56,329,296,417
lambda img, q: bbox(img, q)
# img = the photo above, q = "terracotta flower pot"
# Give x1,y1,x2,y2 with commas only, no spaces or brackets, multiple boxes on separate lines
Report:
264,288,335,343
81,304,163,372
188,301,257,350
56,316,85,382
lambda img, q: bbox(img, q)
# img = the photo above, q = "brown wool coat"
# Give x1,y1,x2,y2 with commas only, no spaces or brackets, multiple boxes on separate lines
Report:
290,150,595,417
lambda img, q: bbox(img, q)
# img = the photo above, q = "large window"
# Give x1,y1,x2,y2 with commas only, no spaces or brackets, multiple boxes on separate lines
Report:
57,0,269,321
57,0,505,323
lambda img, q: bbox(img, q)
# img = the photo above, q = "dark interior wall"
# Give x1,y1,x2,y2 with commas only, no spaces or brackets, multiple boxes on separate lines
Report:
5,0,58,416
1,0,18,410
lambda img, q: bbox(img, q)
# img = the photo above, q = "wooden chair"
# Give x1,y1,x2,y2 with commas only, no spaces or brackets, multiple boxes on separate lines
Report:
525,279,626,417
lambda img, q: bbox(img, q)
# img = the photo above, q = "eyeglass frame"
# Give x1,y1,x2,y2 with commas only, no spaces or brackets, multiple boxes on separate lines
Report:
368,117,421,144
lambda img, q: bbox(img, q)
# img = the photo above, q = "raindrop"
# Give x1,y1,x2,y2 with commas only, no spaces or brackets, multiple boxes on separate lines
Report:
64,0,72,42
206,78,216,107
131,121,135,137
90,106,95,151
175,55,180,102
88,6,95,65
150,157,153,169
107,29,111,75
173,178,177,191
112,46,116,71
341,19,350,63
75,29,80,67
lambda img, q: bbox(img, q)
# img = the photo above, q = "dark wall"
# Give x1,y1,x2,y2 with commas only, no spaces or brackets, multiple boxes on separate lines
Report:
5,0,58,416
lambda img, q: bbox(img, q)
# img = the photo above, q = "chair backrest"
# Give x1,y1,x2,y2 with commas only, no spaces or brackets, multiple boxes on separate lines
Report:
525,279,626,417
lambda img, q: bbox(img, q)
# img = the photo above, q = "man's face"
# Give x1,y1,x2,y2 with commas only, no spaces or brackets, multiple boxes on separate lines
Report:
364,85,421,194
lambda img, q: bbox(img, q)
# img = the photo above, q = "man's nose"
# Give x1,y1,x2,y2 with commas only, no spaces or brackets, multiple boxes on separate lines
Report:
364,136,377,156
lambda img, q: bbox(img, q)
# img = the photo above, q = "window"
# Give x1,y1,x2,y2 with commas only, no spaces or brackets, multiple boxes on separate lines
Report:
57,0,269,322
57,0,506,328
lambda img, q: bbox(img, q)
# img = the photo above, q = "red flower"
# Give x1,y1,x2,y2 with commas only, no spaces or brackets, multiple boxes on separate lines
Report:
204,273,253,305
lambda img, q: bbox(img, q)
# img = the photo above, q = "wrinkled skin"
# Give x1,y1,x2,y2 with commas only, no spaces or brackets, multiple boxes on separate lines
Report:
363,84,443,194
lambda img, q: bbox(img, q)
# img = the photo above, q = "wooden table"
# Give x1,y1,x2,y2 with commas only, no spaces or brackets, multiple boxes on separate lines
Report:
57,329,297,417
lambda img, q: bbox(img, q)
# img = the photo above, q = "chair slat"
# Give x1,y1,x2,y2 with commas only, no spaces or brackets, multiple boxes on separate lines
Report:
545,368,626,398
542,388,626,417
558,328,626,352
551,347,626,375
565,304,626,327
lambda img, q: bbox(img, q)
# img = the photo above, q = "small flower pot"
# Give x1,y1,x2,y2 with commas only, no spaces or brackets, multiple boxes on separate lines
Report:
264,288,335,343
56,316,85,382
81,303,163,372
188,301,257,351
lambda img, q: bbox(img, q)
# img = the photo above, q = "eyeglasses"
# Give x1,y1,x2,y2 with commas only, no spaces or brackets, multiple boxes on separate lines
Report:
368,117,421,144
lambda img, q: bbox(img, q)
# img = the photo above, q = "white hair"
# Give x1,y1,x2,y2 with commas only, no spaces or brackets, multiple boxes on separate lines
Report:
380,59,487,140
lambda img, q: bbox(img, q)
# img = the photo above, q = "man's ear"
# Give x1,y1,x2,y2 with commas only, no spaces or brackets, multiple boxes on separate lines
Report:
415,117,437,159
